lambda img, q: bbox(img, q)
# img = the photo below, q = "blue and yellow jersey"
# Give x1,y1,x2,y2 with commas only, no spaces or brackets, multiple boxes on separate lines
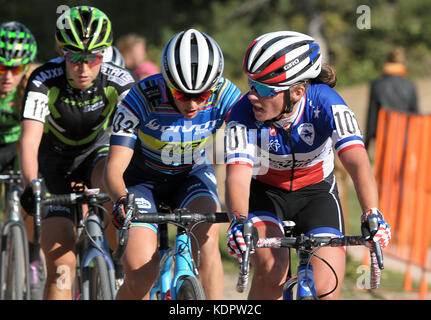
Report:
110,73,241,175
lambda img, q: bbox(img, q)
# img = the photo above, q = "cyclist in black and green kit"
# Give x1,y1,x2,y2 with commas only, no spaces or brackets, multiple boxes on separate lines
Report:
0,21,41,299
0,21,37,172
19,6,135,299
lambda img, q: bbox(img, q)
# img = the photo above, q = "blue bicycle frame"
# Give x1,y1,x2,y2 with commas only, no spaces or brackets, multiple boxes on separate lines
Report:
283,260,317,300
150,227,197,300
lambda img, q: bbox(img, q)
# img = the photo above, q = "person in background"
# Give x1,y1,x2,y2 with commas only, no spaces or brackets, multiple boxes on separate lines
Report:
116,33,159,81
365,46,418,150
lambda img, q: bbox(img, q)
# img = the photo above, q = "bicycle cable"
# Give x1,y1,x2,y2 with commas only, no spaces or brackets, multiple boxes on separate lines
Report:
165,220,201,276
82,203,110,257
305,246,339,299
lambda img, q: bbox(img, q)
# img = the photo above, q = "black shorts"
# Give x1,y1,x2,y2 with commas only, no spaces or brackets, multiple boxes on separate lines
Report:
248,174,345,237
0,142,18,173
38,137,109,221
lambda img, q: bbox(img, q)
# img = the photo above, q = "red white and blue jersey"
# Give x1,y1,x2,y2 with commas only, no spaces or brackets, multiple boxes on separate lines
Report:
110,74,241,175
225,83,364,191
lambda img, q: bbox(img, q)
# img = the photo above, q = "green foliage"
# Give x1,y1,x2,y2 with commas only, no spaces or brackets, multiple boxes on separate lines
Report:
1,0,430,89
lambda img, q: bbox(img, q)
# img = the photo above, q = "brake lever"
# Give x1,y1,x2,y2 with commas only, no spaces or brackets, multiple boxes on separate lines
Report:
367,214,384,269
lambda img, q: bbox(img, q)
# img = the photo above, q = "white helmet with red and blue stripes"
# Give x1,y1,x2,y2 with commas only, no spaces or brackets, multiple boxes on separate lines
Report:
244,31,322,89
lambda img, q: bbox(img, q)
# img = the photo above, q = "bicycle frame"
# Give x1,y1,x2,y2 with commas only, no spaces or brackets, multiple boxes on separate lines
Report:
32,179,116,299
113,195,229,300
150,224,199,300
0,171,31,300
77,205,117,300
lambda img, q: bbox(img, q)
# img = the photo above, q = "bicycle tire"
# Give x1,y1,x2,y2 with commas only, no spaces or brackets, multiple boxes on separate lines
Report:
88,255,113,300
4,225,26,300
176,275,206,300
283,276,297,300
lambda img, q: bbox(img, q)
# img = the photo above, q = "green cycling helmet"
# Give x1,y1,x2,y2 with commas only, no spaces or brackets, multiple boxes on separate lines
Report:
56,6,113,52
0,21,37,67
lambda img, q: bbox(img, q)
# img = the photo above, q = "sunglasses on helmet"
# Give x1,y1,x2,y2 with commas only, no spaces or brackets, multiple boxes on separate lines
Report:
0,64,27,75
168,84,214,103
64,51,104,67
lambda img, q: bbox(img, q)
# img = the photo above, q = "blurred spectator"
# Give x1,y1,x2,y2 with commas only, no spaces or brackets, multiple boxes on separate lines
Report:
365,46,418,150
117,33,159,80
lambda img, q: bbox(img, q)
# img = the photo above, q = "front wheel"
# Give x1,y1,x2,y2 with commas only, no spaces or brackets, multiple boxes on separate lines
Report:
2,225,28,300
88,256,113,300
176,275,206,300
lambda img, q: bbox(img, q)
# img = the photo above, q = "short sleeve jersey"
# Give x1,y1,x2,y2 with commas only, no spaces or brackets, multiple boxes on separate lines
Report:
110,74,242,175
21,57,135,153
225,83,364,191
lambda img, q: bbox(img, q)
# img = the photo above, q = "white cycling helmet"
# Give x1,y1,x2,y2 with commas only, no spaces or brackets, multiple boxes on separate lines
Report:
244,31,322,89
103,45,125,68
161,28,224,94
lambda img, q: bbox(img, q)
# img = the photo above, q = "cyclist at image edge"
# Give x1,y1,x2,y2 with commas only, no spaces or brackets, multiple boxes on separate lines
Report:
0,21,41,297
19,6,135,300
104,28,242,300
225,31,392,300
0,21,37,173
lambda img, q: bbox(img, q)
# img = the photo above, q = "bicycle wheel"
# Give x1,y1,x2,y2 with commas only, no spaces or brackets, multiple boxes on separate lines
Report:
88,255,113,300
4,225,27,299
176,275,206,300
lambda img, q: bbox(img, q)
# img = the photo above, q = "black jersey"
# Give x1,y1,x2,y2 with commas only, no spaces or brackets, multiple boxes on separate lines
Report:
22,57,135,154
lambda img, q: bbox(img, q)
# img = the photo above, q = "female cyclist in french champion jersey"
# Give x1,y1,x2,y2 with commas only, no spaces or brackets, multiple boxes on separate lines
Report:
19,6,135,300
104,29,241,299
225,31,391,300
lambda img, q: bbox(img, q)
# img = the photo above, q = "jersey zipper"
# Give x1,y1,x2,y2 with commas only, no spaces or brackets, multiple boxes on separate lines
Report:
286,127,296,192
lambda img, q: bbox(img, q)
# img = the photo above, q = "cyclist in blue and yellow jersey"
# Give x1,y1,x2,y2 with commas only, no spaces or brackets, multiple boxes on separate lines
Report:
104,28,242,300
225,31,391,300
19,6,135,300
0,21,37,173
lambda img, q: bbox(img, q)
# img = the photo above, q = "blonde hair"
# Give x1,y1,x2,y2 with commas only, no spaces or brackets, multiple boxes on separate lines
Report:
116,33,146,54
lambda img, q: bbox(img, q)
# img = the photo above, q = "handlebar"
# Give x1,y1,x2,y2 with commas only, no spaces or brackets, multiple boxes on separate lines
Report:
112,193,229,262
31,178,110,245
0,171,22,183
237,229,384,294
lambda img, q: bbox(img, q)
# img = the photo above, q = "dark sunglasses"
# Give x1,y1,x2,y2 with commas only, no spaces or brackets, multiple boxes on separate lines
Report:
0,64,27,75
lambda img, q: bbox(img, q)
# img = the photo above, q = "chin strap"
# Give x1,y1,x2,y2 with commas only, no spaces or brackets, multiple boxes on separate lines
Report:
264,89,295,126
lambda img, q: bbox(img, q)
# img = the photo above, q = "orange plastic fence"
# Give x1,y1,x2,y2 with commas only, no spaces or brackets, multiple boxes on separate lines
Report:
369,108,431,299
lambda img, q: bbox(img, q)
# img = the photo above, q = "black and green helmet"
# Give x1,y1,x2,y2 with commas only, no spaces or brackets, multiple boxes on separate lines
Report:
55,6,113,52
0,21,37,67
